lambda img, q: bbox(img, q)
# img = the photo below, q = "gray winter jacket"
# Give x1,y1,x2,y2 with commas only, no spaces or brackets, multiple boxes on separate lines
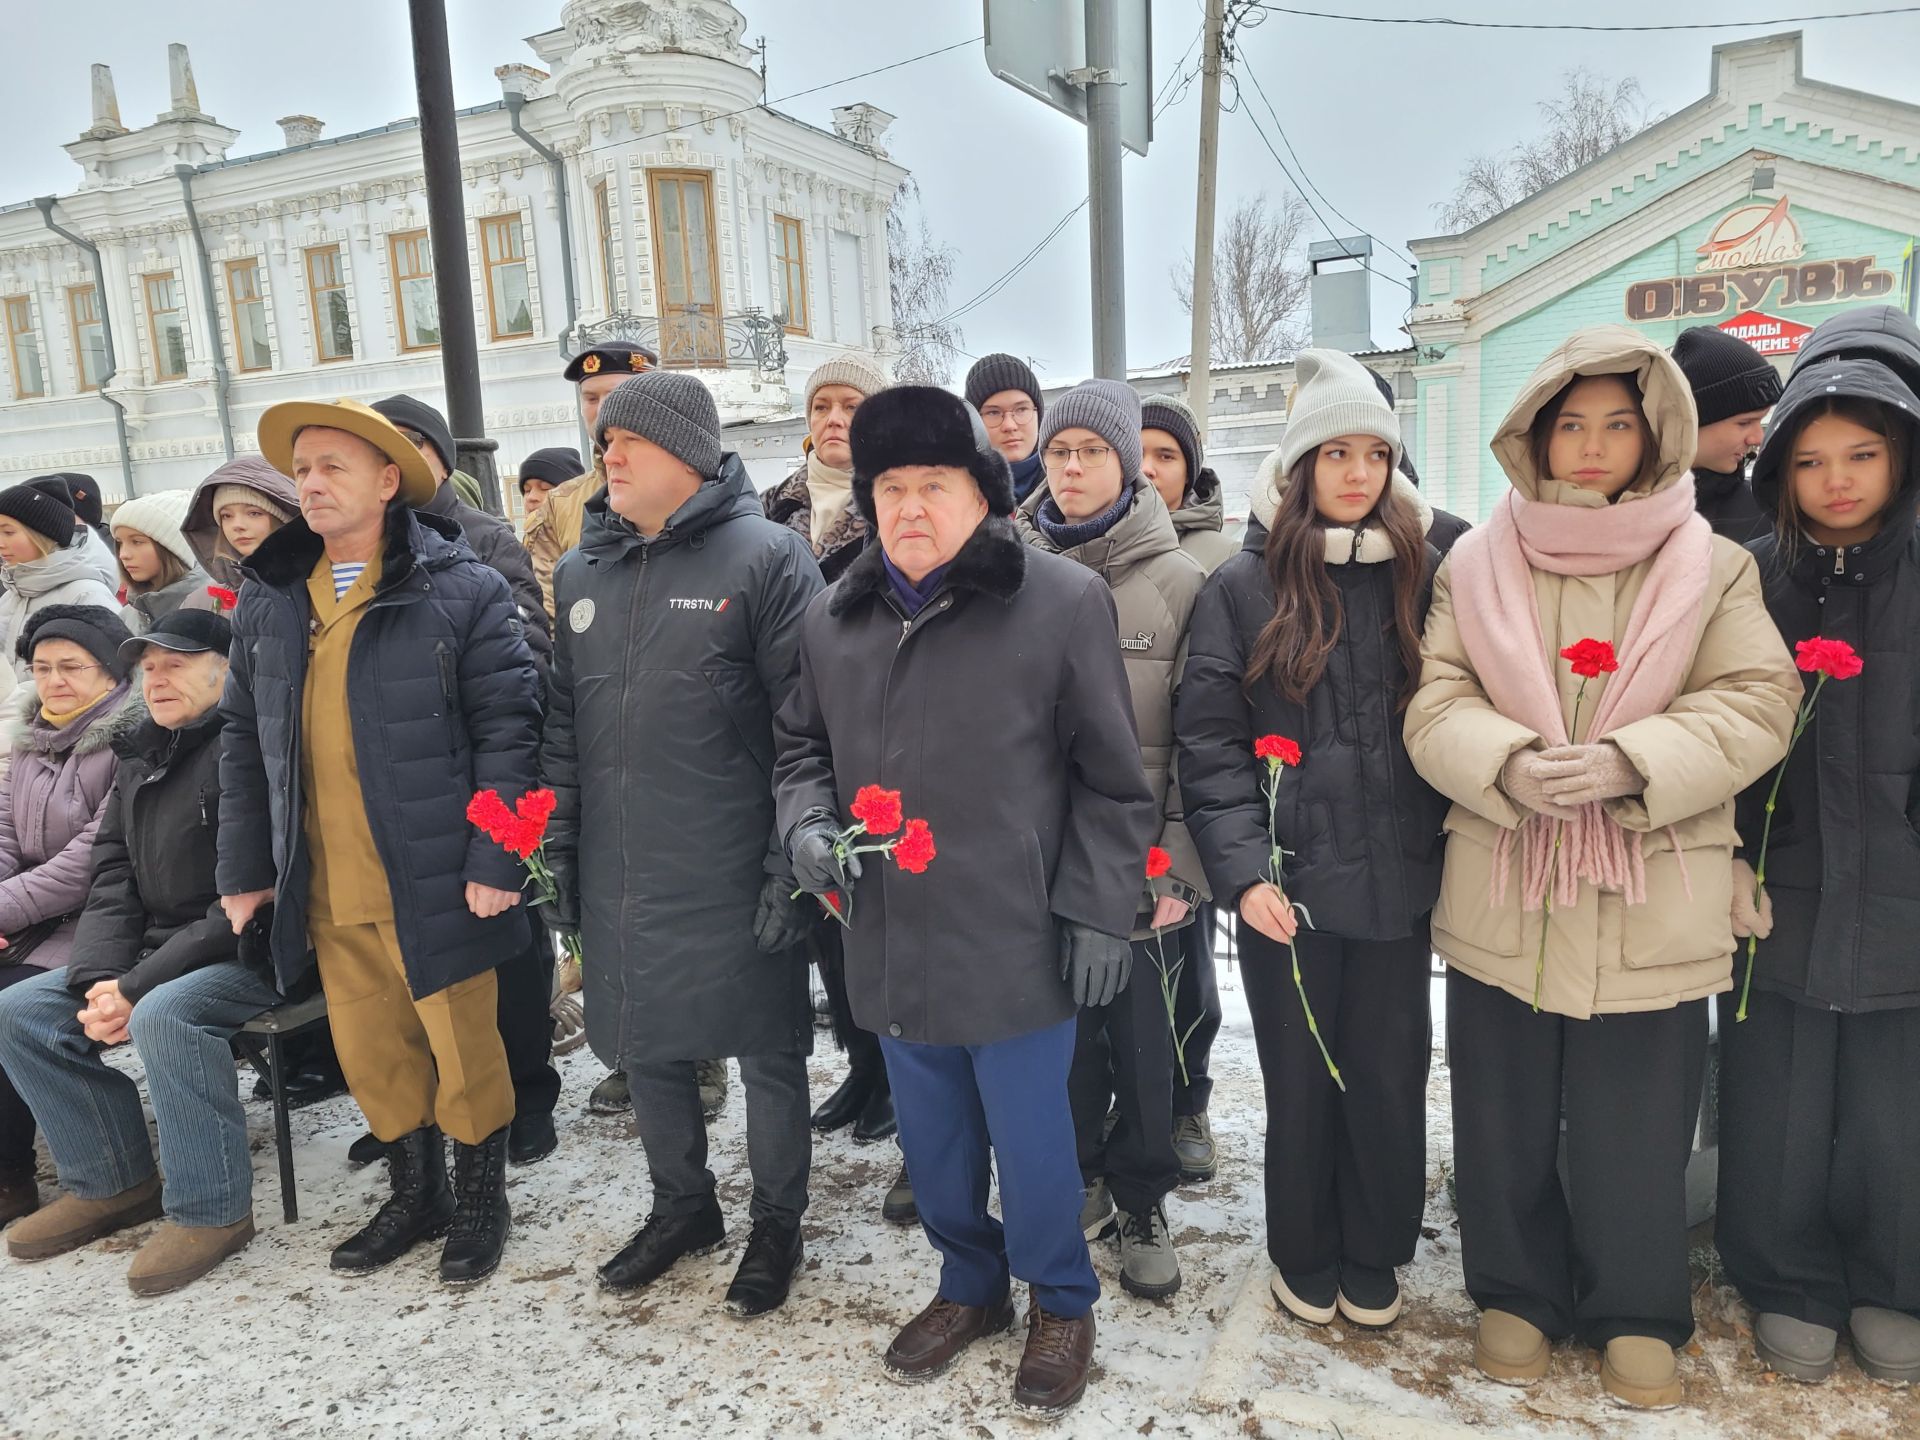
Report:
126,567,215,635
0,546,124,683
0,682,142,968
1169,467,1239,573
543,457,825,1066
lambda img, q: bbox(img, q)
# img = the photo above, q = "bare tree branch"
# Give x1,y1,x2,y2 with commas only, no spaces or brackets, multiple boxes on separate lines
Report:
883,178,963,385
1171,191,1311,365
1436,68,1660,231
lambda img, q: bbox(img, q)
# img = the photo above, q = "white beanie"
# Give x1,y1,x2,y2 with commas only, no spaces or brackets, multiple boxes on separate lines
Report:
109,488,199,569
804,354,891,413
1279,349,1404,477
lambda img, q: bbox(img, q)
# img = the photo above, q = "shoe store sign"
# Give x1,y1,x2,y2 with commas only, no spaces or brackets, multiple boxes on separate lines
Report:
1623,197,1896,322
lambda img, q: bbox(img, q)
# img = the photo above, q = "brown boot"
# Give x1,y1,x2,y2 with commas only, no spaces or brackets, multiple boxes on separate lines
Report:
127,1216,255,1296
0,1170,39,1228
1600,1336,1683,1409
5,1175,162,1261
883,1292,1016,1383
1013,1303,1095,1415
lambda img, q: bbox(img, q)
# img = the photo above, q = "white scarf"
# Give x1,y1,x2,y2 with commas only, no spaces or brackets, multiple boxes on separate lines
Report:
806,452,854,549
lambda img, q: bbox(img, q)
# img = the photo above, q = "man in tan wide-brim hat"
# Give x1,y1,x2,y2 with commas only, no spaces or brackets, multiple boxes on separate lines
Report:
218,397,543,1286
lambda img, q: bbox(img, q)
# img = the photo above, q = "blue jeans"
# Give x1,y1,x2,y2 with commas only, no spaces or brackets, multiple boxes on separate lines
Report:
0,963,280,1227
882,1015,1099,1318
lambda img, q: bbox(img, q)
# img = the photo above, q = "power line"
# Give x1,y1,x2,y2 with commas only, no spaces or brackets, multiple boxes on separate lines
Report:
1248,4,1920,30
904,196,1092,335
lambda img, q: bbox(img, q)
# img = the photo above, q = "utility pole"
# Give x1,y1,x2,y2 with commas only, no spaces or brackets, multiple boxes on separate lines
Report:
1187,0,1226,429
1083,0,1126,379
408,0,500,512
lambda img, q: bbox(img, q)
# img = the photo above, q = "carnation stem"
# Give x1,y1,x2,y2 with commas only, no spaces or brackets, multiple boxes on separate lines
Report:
1736,680,1823,1022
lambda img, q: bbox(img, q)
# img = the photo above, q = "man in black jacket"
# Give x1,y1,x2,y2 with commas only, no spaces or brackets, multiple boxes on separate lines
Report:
1672,324,1782,544
0,612,284,1295
218,398,542,1286
774,386,1156,1416
541,371,822,1318
373,393,564,1166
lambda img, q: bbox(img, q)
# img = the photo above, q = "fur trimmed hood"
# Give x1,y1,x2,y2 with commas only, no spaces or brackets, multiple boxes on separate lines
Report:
828,515,1027,618
1,679,146,759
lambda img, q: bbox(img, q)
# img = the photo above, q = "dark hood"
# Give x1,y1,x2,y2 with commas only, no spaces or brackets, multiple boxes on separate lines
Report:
1790,304,1920,399
1169,466,1225,537
578,453,761,560
182,457,300,584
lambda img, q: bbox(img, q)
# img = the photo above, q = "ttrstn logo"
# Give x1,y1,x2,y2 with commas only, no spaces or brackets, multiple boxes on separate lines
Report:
669,597,731,611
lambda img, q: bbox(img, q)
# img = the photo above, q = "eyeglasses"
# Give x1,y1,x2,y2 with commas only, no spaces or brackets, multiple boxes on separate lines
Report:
31,662,101,682
1042,444,1113,468
980,405,1037,425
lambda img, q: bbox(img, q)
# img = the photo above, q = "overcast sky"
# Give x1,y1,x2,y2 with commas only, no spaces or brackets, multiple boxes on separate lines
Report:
7,1,1918,385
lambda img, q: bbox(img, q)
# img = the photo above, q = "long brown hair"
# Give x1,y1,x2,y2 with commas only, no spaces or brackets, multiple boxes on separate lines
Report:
1244,449,1428,708
1772,394,1910,566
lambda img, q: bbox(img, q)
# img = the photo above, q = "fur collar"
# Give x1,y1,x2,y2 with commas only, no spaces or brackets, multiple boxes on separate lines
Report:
1,682,146,759
828,516,1027,618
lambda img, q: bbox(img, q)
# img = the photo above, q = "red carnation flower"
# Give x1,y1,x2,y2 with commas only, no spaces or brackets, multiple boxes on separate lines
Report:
206,584,239,612
823,891,844,916
849,784,904,836
892,818,937,874
465,789,516,846
516,788,558,831
1794,636,1863,680
1560,638,1619,680
1145,846,1172,879
1254,734,1302,767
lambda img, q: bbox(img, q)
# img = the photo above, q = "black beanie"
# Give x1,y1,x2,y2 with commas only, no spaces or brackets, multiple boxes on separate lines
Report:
17,603,135,680
964,353,1044,417
0,479,78,548
518,446,583,491
1672,326,1783,427
371,395,456,477
849,385,1016,525
50,473,103,528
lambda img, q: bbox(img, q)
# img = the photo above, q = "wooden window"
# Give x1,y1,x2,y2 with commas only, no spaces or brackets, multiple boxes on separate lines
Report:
225,259,272,373
388,230,440,351
67,285,106,392
647,169,722,366
772,215,809,336
593,178,617,309
305,246,353,363
4,296,44,399
479,215,533,339
143,273,188,381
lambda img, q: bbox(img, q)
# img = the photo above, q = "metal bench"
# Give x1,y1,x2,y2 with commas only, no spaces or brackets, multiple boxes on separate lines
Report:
230,993,329,1223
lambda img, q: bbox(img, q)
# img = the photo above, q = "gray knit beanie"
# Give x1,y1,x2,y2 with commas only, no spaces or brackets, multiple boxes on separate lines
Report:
1039,378,1143,482
804,354,890,413
1279,349,1403,476
1139,394,1204,482
594,371,722,477
964,353,1044,417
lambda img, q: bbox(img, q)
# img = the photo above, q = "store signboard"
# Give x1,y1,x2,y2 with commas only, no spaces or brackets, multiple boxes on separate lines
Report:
1717,309,1813,357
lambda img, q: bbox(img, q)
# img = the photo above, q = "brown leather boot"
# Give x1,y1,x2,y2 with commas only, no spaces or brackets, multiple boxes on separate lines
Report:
883,1292,1016,1383
1013,1303,1095,1415
5,1175,162,1261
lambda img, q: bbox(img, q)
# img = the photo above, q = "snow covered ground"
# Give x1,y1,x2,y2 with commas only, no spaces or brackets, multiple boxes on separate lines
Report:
3,958,1915,1439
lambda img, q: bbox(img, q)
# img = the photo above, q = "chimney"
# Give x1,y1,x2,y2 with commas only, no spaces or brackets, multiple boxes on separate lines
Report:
81,63,129,139
1308,236,1376,353
277,115,324,147
158,42,210,121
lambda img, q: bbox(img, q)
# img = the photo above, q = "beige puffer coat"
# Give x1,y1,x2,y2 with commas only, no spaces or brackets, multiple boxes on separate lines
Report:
1019,480,1211,936
1404,327,1799,1018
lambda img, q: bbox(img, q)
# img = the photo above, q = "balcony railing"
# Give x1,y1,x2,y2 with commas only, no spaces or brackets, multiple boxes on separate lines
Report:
561,307,787,379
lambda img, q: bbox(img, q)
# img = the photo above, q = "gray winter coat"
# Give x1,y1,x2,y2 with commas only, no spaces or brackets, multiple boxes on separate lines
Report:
0,682,142,969
543,456,824,1066
0,546,124,683
774,518,1157,1048
1169,467,1239,573
126,566,215,635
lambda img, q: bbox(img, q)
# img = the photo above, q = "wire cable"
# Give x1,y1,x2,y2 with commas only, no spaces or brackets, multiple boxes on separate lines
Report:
1248,4,1920,31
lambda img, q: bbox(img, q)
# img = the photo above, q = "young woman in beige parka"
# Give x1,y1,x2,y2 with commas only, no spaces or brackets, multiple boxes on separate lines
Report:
1405,326,1798,1409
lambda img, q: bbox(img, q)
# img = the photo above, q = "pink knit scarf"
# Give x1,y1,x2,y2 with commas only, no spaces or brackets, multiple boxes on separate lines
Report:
1448,475,1714,909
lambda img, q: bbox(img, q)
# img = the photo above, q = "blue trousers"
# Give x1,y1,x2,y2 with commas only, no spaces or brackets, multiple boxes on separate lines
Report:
0,962,280,1227
882,1015,1099,1319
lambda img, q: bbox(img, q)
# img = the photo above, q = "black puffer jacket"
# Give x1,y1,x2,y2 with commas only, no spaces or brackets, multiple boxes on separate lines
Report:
420,480,552,684
544,457,824,1067
1740,323,1920,1014
65,708,247,1003
1177,529,1446,942
217,505,542,999
1694,467,1772,545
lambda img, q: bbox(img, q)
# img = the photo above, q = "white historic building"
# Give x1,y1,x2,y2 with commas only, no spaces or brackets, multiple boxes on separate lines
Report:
0,0,908,500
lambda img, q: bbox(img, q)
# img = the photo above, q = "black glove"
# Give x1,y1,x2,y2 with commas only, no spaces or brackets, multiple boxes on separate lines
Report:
790,818,861,896
541,852,580,933
753,874,812,954
1058,921,1133,1009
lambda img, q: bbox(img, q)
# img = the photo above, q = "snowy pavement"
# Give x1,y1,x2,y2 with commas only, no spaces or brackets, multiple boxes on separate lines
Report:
2,962,1915,1439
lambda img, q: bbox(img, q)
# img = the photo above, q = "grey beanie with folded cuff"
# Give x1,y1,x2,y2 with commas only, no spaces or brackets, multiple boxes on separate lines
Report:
593,371,723,478
1039,379,1144,482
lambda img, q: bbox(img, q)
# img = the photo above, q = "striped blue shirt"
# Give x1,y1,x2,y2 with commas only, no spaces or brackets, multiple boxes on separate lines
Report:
330,562,368,600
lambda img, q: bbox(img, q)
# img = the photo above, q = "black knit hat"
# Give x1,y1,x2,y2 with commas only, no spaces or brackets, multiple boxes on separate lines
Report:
1140,394,1204,484
119,608,232,661
0,479,78,548
49,473,103,528
964,353,1044,417
1672,325,1783,427
17,604,135,680
849,385,1016,524
371,395,455,477
518,447,583,491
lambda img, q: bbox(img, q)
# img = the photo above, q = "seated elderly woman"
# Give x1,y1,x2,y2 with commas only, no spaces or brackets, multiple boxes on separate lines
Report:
0,606,144,1231
0,610,287,1295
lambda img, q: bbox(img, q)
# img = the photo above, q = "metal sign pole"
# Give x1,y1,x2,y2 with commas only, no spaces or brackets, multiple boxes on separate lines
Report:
1083,0,1126,379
